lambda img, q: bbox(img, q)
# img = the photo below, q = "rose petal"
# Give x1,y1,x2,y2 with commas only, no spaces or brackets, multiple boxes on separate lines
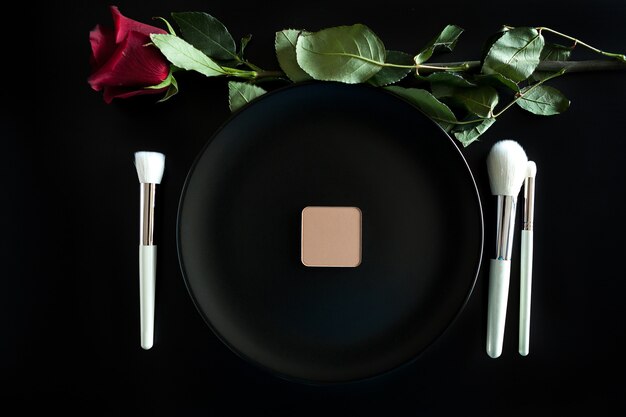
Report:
88,30,169,92
102,86,168,104
110,5,166,44
89,24,116,71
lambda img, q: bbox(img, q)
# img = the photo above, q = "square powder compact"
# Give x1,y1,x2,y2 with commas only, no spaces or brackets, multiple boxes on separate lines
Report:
301,206,362,267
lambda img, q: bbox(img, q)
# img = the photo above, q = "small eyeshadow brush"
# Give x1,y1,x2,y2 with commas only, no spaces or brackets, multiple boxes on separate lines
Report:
134,151,165,350
519,161,537,356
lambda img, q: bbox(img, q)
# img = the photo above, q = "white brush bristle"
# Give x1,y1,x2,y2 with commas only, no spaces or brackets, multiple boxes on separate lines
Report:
486,140,528,196
526,161,537,178
134,151,165,184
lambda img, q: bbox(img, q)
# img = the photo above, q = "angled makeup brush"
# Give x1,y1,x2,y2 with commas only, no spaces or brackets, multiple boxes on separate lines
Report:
519,161,537,356
134,151,165,350
486,140,528,358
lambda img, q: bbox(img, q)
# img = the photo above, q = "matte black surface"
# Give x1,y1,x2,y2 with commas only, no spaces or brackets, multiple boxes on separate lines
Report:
3,0,626,415
178,83,483,383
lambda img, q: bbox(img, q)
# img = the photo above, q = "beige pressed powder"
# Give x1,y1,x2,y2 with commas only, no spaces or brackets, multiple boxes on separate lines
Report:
301,206,362,267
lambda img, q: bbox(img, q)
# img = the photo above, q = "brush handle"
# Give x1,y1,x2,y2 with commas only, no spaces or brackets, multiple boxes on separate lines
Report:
519,230,533,356
139,245,156,350
486,259,511,358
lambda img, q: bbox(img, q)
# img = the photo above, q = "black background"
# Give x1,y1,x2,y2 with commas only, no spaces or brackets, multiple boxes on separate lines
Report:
3,0,625,415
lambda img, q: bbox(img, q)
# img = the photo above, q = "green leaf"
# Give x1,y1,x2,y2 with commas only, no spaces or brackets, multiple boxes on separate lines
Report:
150,34,226,77
449,85,499,118
385,86,457,131
430,83,456,99
421,73,477,108
540,42,572,61
171,12,237,61
532,42,572,81
516,85,569,115
473,73,519,92
275,29,312,82
414,25,463,64
295,24,386,83
368,50,413,87
228,81,267,112
482,27,545,82
419,72,476,87
480,26,510,62
452,118,496,147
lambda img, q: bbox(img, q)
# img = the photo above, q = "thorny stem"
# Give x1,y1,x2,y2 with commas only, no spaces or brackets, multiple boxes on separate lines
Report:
251,59,624,81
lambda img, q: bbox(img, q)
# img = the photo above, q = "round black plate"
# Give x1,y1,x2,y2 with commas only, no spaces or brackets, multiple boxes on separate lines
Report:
177,82,483,383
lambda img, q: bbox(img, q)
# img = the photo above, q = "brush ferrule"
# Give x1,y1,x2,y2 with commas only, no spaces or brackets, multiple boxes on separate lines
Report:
495,195,517,260
140,183,156,246
523,177,535,231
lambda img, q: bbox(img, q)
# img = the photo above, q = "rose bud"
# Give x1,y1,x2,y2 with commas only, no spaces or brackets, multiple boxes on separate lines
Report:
88,6,170,103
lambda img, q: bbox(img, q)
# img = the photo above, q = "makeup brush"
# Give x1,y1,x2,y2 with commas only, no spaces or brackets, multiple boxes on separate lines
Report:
134,151,165,350
519,161,537,356
486,140,528,358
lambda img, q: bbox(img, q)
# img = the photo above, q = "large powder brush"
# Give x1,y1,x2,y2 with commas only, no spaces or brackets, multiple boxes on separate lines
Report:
486,140,528,358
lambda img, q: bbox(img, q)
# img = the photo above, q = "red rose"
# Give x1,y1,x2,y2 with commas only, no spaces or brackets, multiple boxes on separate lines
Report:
88,6,169,103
